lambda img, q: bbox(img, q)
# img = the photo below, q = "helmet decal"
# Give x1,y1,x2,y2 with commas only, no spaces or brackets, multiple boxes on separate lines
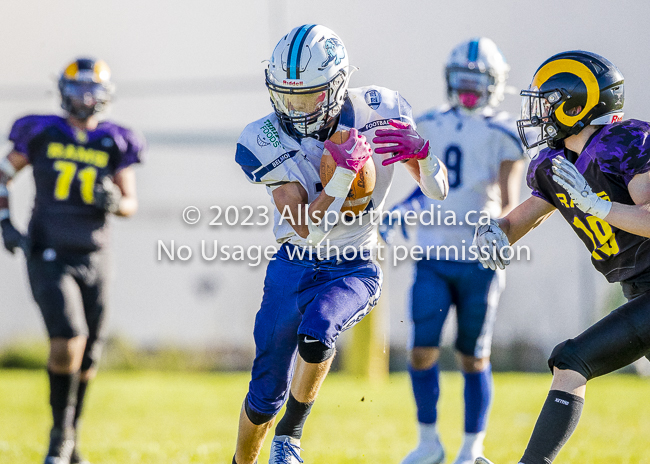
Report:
63,62,79,79
63,58,111,83
285,24,317,79
93,60,111,82
517,50,625,151
532,59,600,127
319,38,346,70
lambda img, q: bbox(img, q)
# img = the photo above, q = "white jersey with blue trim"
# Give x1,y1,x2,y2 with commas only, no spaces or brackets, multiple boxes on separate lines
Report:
236,86,414,253
414,105,525,259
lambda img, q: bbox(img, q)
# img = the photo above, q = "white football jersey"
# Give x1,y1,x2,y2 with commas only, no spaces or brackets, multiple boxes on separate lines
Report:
236,86,415,254
414,105,525,258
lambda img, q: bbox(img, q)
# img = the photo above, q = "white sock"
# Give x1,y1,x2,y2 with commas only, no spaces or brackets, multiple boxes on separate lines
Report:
418,422,441,448
457,431,485,459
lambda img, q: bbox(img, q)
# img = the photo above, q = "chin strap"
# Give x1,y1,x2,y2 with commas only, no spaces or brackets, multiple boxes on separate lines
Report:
314,114,341,142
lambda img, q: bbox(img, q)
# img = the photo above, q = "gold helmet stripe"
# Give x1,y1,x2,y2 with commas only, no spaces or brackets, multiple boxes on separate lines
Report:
63,62,79,79
93,60,111,83
532,58,599,127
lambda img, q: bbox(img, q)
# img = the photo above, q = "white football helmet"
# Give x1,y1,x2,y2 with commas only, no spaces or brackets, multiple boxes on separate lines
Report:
266,24,351,139
445,37,509,112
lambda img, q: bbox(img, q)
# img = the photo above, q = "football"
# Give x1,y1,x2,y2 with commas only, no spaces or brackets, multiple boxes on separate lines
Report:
320,130,376,215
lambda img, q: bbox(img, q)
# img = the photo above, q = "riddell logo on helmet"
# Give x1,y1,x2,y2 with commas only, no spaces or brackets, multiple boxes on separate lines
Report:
283,80,304,86
611,114,623,123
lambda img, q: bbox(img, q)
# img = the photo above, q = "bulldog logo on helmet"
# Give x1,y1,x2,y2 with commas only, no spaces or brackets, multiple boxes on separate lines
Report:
319,38,345,70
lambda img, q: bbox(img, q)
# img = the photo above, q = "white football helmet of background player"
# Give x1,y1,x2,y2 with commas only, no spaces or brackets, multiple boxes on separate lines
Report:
266,24,351,139
445,37,509,112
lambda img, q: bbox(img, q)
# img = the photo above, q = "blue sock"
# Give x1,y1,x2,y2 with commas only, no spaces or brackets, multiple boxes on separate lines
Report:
463,364,492,433
408,363,440,424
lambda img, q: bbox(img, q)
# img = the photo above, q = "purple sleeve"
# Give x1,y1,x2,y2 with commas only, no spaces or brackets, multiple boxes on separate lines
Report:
596,120,650,185
115,127,145,171
8,115,51,159
526,151,553,204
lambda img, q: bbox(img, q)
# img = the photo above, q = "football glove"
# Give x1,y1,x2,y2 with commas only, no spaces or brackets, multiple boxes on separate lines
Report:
323,128,373,174
1,218,26,254
323,128,372,198
94,177,122,214
473,219,510,270
551,155,612,219
373,119,429,166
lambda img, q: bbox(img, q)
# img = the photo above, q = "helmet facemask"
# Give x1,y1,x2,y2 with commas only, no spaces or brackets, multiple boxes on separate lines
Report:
517,86,571,151
60,81,112,120
266,68,348,139
447,68,494,112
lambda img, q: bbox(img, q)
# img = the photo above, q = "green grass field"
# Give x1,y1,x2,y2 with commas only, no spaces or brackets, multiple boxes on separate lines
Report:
1,370,648,464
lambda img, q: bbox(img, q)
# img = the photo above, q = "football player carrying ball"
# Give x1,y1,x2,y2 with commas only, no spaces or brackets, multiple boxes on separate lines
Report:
233,24,449,464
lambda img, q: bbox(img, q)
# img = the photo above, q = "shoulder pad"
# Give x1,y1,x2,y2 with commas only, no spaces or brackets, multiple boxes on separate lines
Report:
526,147,557,187
591,119,650,184
415,106,452,124
346,86,415,130
486,110,517,126
236,115,299,184
97,122,146,169
486,111,523,150
9,115,64,156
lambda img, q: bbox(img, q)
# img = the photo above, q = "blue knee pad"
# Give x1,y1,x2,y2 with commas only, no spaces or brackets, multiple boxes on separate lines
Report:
298,336,335,364
244,395,276,425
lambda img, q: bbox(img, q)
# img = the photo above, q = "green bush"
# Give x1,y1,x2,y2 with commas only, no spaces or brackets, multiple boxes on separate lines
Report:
0,340,48,369
100,336,251,371
0,336,252,372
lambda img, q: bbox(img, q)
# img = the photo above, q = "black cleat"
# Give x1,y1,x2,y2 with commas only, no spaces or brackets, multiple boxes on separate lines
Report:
44,427,75,464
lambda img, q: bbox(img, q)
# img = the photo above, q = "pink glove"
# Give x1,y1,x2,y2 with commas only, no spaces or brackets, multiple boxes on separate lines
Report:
373,119,429,166
323,128,373,173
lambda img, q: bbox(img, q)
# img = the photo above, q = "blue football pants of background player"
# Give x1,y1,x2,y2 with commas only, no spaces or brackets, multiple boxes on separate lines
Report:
408,258,503,464
381,203,504,464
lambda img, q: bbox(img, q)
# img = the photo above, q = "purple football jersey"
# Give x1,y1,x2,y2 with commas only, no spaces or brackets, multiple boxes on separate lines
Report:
527,119,650,282
9,114,145,252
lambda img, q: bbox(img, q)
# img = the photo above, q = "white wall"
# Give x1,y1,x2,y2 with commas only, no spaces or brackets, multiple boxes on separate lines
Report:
0,0,639,356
